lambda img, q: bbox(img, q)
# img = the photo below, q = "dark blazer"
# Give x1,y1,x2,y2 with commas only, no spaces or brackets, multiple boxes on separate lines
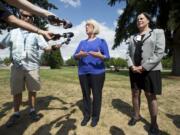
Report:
126,29,165,71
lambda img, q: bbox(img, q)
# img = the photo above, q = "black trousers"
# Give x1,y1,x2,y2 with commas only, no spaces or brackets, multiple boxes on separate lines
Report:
79,73,105,121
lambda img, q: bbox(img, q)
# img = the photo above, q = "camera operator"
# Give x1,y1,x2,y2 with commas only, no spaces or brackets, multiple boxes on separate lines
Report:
0,9,62,128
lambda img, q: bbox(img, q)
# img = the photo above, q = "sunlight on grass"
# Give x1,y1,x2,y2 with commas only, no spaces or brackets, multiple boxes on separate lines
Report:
0,67,179,135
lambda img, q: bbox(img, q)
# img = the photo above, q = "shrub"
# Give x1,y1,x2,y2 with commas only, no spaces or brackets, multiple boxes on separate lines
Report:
162,56,172,69
105,57,127,71
3,57,11,66
65,57,78,66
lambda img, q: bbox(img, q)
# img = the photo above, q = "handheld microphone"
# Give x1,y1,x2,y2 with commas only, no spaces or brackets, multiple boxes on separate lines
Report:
62,38,71,45
62,32,74,38
62,20,73,29
47,15,73,29
52,32,74,40
51,38,71,50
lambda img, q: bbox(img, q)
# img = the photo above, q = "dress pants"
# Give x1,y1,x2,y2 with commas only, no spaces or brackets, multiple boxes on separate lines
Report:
79,72,105,121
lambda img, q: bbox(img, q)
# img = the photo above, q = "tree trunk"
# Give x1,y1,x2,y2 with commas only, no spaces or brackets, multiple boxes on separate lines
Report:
172,27,180,76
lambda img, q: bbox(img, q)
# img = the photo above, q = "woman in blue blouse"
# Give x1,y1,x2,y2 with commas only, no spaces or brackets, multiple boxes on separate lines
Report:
74,19,110,127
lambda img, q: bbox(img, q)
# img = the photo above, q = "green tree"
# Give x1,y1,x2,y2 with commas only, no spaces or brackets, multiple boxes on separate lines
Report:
108,0,180,75
105,57,127,71
65,57,78,66
3,57,11,66
30,0,58,29
162,57,172,69
48,49,64,69
40,52,49,66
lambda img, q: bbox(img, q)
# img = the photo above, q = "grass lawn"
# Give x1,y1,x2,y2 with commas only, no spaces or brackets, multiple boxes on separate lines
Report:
0,67,179,135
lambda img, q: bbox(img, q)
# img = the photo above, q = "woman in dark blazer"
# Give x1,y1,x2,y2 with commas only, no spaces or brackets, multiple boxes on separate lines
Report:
126,12,165,134
73,19,110,127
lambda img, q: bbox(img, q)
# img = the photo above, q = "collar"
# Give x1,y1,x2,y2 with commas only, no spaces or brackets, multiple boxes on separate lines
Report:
133,29,153,43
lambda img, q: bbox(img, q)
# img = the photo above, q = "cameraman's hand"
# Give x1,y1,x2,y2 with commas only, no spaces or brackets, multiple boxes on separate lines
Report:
38,30,61,41
38,30,54,41
51,44,62,50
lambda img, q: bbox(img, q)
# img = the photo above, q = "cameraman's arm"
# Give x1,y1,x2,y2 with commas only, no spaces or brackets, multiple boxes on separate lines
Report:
4,0,53,17
5,15,55,40
6,15,39,33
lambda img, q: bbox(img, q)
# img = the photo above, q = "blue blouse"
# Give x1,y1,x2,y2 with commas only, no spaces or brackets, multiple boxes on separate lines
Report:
73,37,110,75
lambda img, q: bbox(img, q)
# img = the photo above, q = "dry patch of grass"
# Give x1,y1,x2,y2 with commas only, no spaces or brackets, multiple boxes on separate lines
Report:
0,67,179,135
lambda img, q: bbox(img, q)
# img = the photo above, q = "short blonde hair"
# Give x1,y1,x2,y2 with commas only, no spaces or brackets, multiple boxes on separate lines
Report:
86,19,100,35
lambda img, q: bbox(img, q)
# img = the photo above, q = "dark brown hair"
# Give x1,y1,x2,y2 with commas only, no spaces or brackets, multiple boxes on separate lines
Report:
138,12,156,29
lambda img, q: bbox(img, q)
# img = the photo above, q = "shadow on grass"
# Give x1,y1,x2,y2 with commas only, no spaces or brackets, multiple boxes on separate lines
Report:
166,113,180,129
33,109,77,135
110,126,125,135
0,102,13,119
112,98,150,126
0,96,83,135
112,98,170,135
33,99,83,135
